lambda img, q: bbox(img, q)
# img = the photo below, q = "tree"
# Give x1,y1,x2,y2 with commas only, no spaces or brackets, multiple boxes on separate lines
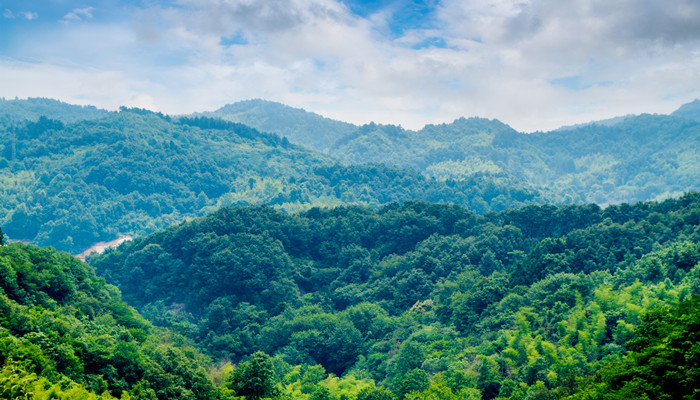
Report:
0,227,5,246
310,385,337,400
227,351,279,400
356,386,396,400
393,368,429,399
571,295,700,399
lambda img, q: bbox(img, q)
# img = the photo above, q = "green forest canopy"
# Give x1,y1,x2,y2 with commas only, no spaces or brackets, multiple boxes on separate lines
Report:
89,192,700,399
211,99,700,205
0,105,540,254
3,97,699,256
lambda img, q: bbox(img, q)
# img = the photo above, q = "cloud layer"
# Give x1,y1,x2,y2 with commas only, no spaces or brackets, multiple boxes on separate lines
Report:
1,0,699,131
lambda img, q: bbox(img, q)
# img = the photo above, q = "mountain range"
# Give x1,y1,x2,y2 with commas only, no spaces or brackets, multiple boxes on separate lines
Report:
208,99,700,205
0,96,699,400
0,99,539,254
1,97,698,255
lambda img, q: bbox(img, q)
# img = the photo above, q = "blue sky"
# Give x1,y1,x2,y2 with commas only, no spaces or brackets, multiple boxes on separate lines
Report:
1,0,699,131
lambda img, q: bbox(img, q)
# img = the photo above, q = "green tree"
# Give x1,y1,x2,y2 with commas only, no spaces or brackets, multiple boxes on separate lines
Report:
356,386,396,400
227,351,279,400
393,368,429,399
570,295,700,399
310,385,337,400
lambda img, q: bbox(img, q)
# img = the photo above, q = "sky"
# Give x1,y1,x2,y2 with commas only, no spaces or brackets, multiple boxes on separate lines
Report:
1,0,699,132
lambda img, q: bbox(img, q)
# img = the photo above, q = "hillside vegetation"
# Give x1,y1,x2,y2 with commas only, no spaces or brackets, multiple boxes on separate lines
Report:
211,100,700,205
0,97,108,123
331,114,699,205
0,242,218,399
91,193,700,399
200,100,356,152
0,103,540,254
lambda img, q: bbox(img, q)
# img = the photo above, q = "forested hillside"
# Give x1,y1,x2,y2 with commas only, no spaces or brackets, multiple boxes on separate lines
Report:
3,98,698,254
0,242,218,399
213,100,700,205
0,97,108,123
91,192,700,399
325,114,700,205
202,99,357,152
672,99,700,121
0,103,540,254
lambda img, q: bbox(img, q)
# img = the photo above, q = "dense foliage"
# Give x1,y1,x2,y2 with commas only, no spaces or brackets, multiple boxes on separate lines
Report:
3,97,699,399
0,97,107,124
211,100,700,205
92,192,700,399
0,242,217,399
671,98,700,121
570,295,700,399
201,99,357,153
328,115,700,205
0,103,540,254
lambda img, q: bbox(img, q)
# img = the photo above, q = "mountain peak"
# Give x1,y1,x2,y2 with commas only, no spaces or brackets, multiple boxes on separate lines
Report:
671,99,700,121
207,99,356,152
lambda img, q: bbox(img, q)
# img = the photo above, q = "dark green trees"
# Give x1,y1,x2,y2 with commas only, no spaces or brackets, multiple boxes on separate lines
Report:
227,351,279,399
573,296,700,399
0,243,217,399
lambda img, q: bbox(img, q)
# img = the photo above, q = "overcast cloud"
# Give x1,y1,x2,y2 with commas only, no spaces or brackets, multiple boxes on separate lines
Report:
1,0,699,131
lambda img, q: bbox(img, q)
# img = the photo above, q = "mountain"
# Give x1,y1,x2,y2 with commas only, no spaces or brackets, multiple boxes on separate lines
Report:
3,97,697,254
329,114,700,205
202,99,357,152
205,100,700,205
4,97,699,400
328,117,517,171
0,97,108,123
90,193,700,399
0,102,542,254
671,98,700,121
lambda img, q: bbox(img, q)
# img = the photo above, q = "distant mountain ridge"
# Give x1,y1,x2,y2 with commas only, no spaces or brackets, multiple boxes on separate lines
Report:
0,97,108,123
210,99,700,205
201,99,357,152
672,99,700,121
0,102,542,254
2,97,698,253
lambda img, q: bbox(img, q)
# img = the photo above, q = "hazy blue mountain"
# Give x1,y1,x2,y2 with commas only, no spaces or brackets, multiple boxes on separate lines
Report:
329,117,517,170
0,97,108,123
672,98,700,121
203,99,698,205
202,99,357,152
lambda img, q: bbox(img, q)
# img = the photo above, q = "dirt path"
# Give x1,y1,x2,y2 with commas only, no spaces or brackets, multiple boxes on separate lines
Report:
76,235,133,262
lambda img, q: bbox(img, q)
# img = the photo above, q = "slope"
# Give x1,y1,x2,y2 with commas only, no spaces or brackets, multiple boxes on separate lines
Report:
671,98,700,121
90,192,700,398
0,97,108,123
202,99,357,152
331,114,700,204
211,99,699,205
0,242,218,399
0,102,543,254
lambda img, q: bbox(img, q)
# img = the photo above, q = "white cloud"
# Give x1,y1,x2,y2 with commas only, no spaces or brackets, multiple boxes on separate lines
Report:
63,7,95,21
1,0,699,132
3,9,14,19
21,11,38,20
